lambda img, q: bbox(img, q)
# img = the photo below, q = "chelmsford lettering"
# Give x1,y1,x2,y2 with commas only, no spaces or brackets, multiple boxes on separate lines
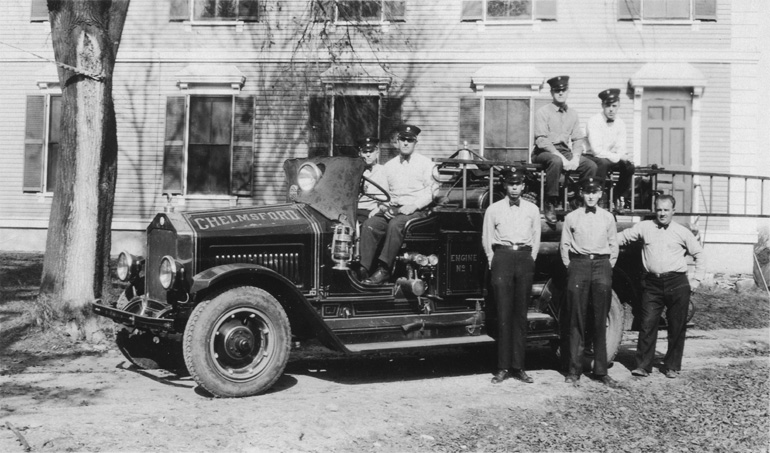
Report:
193,210,302,230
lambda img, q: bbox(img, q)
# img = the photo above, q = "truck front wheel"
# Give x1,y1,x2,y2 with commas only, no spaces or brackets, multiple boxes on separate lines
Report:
183,286,291,398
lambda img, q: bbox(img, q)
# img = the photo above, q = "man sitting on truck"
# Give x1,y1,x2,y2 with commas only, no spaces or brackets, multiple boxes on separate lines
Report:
360,125,438,285
356,136,385,225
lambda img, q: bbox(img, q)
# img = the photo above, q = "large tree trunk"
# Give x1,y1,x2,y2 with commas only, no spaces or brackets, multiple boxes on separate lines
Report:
40,0,130,310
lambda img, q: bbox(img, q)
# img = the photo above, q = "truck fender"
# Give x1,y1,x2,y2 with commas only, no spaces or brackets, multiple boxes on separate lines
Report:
189,263,347,353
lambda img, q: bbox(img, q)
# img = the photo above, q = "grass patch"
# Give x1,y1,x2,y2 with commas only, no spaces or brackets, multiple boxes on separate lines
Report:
692,285,770,330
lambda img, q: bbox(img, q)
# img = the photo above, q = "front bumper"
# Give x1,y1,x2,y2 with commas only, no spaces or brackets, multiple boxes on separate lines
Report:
91,299,176,332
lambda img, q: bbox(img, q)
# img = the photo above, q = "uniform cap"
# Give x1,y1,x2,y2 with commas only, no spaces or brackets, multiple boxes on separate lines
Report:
397,124,421,139
581,177,602,193
598,88,621,105
547,75,570,91
358,136,379,150
501,168,525,185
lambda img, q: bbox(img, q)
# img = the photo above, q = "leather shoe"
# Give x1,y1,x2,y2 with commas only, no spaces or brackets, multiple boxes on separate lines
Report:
599,375,619,388
664,368,679,379
543,202,557,225
510,369,533,384
364,267,390,285
491,369,509,384
631,368,649,377
358,266,369,281
565,374,580,385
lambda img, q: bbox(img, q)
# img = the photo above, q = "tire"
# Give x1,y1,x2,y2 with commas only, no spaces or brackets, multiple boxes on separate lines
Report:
114,283,187,373
549,290,625,364
183,286,291,398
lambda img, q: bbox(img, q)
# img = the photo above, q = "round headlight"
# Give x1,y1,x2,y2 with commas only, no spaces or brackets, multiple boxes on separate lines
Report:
297,163,322,192
116,252,132,281
159,256,178,290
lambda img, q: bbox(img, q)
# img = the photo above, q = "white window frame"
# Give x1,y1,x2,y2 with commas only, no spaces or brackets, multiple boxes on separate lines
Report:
634,0,699,25
478,0,540,25
36,79,62,196
333,0,391,25
180,0,257,29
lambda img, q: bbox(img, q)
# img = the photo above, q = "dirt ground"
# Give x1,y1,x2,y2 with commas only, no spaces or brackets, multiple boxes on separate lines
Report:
0,326,767,452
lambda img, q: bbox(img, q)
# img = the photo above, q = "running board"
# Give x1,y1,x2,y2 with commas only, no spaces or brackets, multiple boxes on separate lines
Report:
346,335,496,352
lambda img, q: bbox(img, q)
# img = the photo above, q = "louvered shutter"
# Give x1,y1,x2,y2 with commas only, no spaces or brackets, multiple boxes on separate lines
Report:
308,96,331,157
238,0,260,21
379,96,402,162
23,96,46,192
694,0,717,20
535,0,557,20
384,1,406,22
169,0,189,21
30,0,48,21
618,0,641,20
459,97,481,154
163,97,186,194
231,96,255,196
461,1,483,21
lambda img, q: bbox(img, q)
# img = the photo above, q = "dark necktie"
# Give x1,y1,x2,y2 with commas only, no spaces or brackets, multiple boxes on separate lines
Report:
509,198,520,207
607,119,614,124
559,105,568,113
657,222,669,230
400,155,411,164
585,206,597,214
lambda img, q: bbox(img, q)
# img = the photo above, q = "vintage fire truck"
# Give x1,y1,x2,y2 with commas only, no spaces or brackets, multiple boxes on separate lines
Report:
92,153,692,398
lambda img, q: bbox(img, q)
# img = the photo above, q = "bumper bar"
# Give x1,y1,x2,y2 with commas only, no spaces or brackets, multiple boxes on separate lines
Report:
91,299,176,332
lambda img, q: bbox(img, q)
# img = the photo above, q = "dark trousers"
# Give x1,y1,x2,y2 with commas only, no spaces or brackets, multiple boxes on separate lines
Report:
360,211,425,271
564,256,612,376
636,273,691,372
532,144,597,198
584,156,636,202
491,249,534,371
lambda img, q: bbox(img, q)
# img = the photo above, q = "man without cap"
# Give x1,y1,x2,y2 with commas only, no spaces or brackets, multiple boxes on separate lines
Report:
360,125,438,285
482,168,541,384
533,75,597,224
618,195,705,379
585,89,636,214
560,177,619,387
356,137,385,225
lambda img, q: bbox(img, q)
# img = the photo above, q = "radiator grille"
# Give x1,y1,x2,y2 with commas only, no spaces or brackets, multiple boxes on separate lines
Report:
214,252,301,285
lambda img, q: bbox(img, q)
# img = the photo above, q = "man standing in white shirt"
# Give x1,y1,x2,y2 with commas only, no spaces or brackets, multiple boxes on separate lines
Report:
585,88,636,214
360,125,438,285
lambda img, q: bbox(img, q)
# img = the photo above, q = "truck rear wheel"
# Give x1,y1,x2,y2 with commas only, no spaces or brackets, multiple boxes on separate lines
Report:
183,286,291,398
114,282,186,373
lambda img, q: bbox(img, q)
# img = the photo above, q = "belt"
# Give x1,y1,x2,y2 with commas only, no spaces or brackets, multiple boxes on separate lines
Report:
493,244,532,252
646,271,686,279
569,252,610,260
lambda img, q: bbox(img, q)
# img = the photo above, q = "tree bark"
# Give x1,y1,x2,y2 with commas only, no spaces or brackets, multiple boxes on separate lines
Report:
40,0,130,310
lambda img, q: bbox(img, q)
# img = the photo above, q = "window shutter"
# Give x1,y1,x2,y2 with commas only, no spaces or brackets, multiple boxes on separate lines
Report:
308,95,331,157
23,96,46,192
379,96,403,162
535,0,557,20
460,1,483,21
163,97,186,194
694,0,717,20
313,0,334,22
231,96,255,196
169,0,189,21
30,0,48,22
459,97,481,153
618,0,641,20
384,1,406,22
238,0,260,21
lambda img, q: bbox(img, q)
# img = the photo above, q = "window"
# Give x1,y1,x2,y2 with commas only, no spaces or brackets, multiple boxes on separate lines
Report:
461,0,557,22
30,0,49,21
314,0,406,23
618,0,717,21
162,95,255,196
308,95,402,159
169,0,260,22
23,94,61,193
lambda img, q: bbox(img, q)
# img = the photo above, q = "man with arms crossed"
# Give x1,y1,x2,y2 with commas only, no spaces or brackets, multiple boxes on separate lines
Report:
482,169,541,384
560,178,619,387
360,125,438,285
618,195,705,378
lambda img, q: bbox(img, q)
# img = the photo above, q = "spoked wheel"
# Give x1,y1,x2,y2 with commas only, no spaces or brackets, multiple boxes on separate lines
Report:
183,286,291,398
114,284,187,373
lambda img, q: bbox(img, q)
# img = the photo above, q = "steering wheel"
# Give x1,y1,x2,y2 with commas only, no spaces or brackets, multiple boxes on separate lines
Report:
361,175,391,203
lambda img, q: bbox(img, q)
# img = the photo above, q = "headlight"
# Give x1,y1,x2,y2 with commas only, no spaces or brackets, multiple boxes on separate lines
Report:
159,255,181,290
116,251,142,282
297,162,323,192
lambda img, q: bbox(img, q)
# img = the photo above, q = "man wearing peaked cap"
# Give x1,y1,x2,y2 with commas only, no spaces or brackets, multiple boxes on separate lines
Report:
360,124,438,285
560,175,619,388
533,75,597,224
483,167,541,384
585,88,636,214
357,136,385,226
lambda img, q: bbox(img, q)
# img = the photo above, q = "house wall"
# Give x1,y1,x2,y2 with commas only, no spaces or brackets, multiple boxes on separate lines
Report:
0,0,765,273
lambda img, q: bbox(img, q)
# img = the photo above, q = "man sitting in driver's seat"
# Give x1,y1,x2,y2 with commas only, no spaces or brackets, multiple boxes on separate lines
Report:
360,124,438,285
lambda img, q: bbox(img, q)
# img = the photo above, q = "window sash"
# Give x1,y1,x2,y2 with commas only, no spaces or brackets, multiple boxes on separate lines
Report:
483,98,531,163
486,0,532,21
45,96,62,192
186,96,233,195
332,96,380,157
